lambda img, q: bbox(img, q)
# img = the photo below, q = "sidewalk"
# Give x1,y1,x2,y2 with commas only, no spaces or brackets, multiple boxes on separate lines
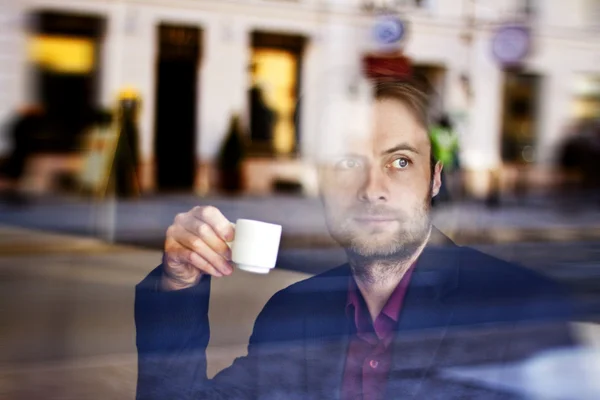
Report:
0,225,599,399
0,225,309,399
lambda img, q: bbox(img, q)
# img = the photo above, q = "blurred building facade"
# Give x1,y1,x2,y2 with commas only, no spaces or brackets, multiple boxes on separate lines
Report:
1,0,600,197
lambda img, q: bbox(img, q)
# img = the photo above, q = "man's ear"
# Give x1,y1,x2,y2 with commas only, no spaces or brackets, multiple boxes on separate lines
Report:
431,162,443,198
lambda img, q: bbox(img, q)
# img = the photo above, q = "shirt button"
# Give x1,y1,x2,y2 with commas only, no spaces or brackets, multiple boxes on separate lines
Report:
369,359,379,369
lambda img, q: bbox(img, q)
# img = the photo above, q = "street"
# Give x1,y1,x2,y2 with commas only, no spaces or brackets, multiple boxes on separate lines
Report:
0,228,310,399
1,195,600,399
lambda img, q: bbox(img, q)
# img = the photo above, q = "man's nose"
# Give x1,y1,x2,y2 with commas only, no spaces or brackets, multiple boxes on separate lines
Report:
357,165,388,203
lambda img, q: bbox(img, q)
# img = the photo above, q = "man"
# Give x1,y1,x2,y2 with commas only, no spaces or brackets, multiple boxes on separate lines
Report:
135,79,574,399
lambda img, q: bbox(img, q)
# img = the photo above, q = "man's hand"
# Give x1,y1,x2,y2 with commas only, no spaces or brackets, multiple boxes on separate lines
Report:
162,206,235,291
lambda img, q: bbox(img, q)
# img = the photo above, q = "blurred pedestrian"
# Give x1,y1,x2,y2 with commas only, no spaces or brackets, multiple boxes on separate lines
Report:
0,105,46,204
114,98,140,198
249,85,275,148
557,118,600,208
217,114,246,194
430,113,460,205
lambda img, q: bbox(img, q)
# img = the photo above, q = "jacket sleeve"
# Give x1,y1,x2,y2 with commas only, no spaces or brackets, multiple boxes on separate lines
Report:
135,264,219,399
135,265,298,400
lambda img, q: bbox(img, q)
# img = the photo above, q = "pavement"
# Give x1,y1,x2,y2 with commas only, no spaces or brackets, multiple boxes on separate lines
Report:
0,225,310,399
1,194,600,399
0,225,599,399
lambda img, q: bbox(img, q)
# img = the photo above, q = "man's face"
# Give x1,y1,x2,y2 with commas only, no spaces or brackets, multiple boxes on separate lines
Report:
320,98,442,259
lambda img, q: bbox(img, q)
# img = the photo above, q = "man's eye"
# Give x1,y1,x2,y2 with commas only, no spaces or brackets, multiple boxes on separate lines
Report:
335,159,362,170
388,158,410,170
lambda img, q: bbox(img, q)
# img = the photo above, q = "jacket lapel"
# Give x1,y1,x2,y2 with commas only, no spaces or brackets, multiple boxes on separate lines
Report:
303,238,464,400
304,265,352,400
385,243,461,398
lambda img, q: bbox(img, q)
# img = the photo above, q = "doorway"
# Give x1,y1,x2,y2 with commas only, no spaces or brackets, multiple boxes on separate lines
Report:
29,10,105,152
154,24,201,192
249,31,306,157
500,71,541,164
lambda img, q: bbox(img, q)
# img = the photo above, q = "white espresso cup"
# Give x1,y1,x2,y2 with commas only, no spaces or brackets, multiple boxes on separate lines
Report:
228,219,282,274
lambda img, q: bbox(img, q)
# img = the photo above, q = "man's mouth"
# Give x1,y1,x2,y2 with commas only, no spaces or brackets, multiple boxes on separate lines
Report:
353,215,397,223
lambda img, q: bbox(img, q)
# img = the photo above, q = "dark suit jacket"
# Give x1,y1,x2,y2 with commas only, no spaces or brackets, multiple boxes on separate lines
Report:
135,240,574,400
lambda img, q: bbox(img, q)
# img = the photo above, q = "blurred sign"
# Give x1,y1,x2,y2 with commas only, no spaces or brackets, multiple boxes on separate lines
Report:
362,52,412,79
491,24,531,66
80,123,119,196
159,24,201,60
80,88,141,197
372,16,407,49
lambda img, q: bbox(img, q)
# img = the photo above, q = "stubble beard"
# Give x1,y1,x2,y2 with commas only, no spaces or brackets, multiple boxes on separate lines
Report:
326,189,433,274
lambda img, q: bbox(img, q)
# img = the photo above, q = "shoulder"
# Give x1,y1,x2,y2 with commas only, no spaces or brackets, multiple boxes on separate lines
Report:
452,246,574,321
457,246,562,295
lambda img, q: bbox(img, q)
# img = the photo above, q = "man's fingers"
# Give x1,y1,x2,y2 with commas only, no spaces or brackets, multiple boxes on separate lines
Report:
165,249,209,282
179,248,224,278
164,205,235,285
165,238,226,278
190,206,235,241
181,217,231,260
172,225,233,276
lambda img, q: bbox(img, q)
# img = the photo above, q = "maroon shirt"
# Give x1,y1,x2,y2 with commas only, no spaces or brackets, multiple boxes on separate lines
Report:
340,264,415,400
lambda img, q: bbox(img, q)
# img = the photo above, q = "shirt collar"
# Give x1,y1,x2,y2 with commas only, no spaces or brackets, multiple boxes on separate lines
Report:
380,264,415,322
345,262,417,333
